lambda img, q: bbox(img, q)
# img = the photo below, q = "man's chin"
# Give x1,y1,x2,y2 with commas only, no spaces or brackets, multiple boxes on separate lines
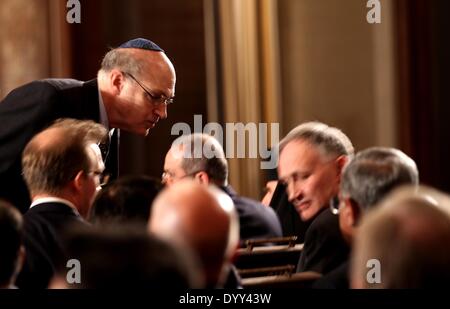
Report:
124,127,151,136
300,207,317,222
300,212,311,221
137,127,151,136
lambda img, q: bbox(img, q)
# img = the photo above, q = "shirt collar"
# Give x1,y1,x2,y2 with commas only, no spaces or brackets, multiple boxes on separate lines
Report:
30,197,81,216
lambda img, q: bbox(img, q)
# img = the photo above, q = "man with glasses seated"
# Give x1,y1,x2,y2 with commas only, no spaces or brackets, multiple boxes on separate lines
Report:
314,147,418,288
277,121,354,275
0,38,176,214
162,133,282,244
16,119,107,289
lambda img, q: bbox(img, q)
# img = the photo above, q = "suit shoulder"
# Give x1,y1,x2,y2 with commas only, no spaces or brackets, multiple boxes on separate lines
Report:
0,79,87,118
310,209,337,228
2,79,82,100
234,195,278,219
1,80,62,106
233,195,283,237
304,209,339,239
39,78,84,90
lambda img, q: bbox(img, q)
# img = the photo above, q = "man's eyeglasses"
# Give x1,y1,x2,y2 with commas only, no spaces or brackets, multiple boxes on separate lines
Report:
161,171,175,182
88,171,110,187
161,170,201,182
122,71,174,106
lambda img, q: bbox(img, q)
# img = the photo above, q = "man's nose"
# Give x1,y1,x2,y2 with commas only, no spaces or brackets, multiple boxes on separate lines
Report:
155,104,168,119
287,181,300,202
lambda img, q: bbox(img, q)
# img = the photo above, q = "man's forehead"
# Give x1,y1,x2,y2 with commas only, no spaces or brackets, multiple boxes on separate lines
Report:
280,140,323,163
278,141,328,175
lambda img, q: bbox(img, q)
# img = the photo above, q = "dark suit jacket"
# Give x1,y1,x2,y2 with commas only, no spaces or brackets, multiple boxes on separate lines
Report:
312,261,349,289
297,208,350,275
221,186,282,243
16,202,87,289
0,79,119,213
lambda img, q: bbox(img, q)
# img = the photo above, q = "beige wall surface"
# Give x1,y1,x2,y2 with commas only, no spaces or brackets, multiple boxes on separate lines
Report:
0,0,70,99
0,0,50,98
278,0,397,151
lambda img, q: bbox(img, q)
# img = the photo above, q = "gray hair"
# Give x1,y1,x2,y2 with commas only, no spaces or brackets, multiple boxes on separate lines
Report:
278,121,354,159
341,147,419,212
171,133,228,185
100,48,143,76
22,119,107,196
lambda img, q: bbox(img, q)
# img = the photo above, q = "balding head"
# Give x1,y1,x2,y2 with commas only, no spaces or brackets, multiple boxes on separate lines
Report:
149,180,239,287
351,186,450,288
22,119,107,217
23,119,107,196
100,46,175,79
163,133,228,186
105,48,176,93
28,127,66,151
98,44,176,135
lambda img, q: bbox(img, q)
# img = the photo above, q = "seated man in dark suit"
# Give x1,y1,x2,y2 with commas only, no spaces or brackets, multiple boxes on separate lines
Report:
16,119,108,288
313,147,419,288
277,121,354,274
0,38,176,213
162,133,282,243
0,200,24,289
90,175,162,227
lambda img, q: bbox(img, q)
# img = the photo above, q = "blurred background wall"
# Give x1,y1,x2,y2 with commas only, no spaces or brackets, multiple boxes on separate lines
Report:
278,0,397,149
0,0,449,198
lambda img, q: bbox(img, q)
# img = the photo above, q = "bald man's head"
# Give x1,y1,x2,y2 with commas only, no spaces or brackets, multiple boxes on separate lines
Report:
98,46,176,135
149,180,238,287
351,186,450,288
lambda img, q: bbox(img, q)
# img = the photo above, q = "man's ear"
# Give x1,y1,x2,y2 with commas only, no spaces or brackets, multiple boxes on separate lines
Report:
335,155,349,177
346,198,361,226
73,171,85,192
195,171,210,185
341,198,353,227
109,69,126,95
